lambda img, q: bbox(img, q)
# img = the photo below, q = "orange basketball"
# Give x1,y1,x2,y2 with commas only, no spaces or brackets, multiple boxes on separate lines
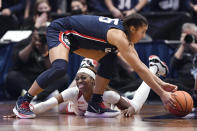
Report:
166,91,193,117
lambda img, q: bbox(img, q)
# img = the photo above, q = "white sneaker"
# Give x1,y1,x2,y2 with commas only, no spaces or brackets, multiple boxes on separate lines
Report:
149,55,169,77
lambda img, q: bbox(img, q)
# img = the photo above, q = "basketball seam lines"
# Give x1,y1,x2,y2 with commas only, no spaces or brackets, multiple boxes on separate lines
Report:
174,95,184,113
182,92,188,113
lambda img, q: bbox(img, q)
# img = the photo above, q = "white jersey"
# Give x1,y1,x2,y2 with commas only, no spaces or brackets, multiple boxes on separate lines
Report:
65,86,88,115
64,86,113,116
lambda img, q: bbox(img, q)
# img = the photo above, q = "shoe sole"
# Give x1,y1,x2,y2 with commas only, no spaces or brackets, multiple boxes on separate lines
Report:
84,111,120,118
13,107,36,119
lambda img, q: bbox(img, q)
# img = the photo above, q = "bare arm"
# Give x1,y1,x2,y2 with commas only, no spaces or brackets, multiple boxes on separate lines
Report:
18,31,39,62
33,87,78,114
24,0,30,18
104,0,123,19
104,0,115,11
174,44,185,59
123,0,148,16
174,33,186,59
134,0,148,12
118,49,176,92
107,29,165,96
18,42,34,62
107,29,178,110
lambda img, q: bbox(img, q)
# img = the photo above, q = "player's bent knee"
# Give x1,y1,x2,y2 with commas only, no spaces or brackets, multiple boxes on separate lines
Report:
103,91,120,104
36,59,68,89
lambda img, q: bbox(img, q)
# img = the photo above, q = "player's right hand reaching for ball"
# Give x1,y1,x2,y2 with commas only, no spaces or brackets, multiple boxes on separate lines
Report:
160,91,177,110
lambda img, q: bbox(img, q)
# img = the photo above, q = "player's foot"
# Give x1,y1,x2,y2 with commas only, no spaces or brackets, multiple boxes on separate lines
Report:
85,102,120,118
13,96,36,119
149,55,169,77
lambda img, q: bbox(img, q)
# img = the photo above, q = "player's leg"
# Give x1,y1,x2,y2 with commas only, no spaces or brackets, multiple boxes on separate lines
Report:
32,94,63,114
28,43,69,95
32,78,78,115
13,42,70,118
73,48,106,61
75,51,121,117
13,43,69,118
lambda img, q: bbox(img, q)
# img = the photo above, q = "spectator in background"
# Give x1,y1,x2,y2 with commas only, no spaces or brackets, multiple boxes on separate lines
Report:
0,0,2,9
87,0,109,13
56,0,67,14
24,0,31,19
71,0,88,15
190,0,197,24
150,0,192,12
105,0,148,19
24,0,62,18
5,26,68,101
170,23,197,106
0,0,26,20
21,0,51,30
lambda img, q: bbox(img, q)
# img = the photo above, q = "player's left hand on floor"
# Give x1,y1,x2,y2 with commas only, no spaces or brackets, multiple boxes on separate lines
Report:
121,106,135,117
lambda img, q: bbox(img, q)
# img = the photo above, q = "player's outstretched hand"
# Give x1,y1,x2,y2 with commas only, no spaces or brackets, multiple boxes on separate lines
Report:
160,91,177,110
121,105,135,117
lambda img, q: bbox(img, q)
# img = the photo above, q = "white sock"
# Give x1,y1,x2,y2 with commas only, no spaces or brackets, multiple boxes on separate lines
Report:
33,97,58,114
130,66,158,113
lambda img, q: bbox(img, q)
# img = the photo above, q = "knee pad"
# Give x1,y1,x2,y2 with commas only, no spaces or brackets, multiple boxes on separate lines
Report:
97,53,118,79
103,91,120,104
36,59,68,89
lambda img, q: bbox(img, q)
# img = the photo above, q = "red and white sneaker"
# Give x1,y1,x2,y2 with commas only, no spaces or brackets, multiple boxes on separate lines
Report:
149,55,169,77
13,96,36,119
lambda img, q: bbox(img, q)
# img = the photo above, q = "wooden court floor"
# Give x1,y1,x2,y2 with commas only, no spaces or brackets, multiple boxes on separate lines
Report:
0,101,197,131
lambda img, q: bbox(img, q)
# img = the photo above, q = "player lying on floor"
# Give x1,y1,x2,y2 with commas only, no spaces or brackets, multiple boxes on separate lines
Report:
4,56,175,118
32,56,173,117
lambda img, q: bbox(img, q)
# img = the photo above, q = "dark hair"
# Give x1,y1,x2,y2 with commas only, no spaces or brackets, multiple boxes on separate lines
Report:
123,13,148,38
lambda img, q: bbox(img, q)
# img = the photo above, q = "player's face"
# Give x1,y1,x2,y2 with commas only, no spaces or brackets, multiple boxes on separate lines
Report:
130,25,148,43
75,73,94,92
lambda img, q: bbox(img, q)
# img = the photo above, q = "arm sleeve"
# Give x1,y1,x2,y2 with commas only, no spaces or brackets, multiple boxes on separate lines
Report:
129,82,151,113
60,86,79,102
103,91,120,104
